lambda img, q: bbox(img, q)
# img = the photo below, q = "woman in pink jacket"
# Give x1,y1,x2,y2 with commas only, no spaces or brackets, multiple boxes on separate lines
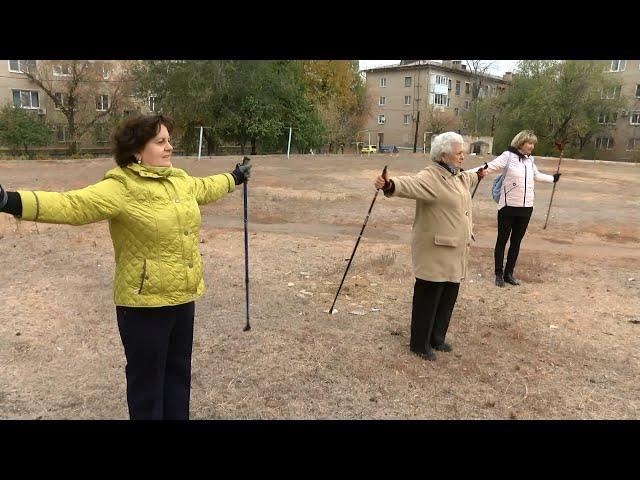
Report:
476,131,560,287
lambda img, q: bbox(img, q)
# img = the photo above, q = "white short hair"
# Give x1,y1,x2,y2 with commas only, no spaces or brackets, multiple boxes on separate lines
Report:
430,131,464,161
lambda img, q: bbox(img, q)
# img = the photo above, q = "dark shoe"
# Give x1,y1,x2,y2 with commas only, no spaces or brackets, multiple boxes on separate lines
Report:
432,343,452,352
412,348,436,361
504,273,520,285
495,274,505,287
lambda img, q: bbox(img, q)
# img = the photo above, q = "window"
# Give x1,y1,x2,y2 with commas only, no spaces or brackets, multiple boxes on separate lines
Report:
455,81,460,95
95,124,109,143
601,86,621,99
8,60,35,73
96,94,109,111
435,75,448,85
53,92,67,109
404,76,412,87
454,107,459,116
56,125,69,143
148,94,158,112
403,114,411,125
465,82,471,94
53,64,71,76
626,138,640,151
377,114,385,125
404,95,411,105
631,112,640,125
102,66,111,80
636,85,640,98
448,79,452,90
597,112,618,124
12,89,39,109
434,94,447,106
610,60,627,72
464,100,470,109
378,96,386,106
595,137,614,149
379,77,387,87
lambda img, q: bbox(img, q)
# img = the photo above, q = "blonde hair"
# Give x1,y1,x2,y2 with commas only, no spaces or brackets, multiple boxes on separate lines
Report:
510,130,537,148
430,131,464,161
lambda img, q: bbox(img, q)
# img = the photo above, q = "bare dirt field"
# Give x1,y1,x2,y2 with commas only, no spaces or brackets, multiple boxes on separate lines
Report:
1,153,638,419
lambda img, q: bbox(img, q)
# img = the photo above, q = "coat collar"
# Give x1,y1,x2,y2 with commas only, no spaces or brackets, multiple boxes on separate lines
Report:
507,146,530,161
126,162,182,179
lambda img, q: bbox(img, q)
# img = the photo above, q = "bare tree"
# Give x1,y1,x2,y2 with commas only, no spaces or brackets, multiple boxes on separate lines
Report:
424,106,460,135
464,60,496,135
22,60,136,154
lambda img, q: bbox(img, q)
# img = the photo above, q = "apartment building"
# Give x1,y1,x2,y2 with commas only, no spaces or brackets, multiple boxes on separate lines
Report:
0,60,152,153
361,60,511,152
595,60,640,161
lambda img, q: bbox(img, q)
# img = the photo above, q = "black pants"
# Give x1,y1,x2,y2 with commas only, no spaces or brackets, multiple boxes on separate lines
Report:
116,301,195,420
494,208,532,276
410,278,460,353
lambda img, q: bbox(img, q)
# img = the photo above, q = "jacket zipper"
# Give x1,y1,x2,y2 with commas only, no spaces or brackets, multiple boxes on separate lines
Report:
523,164,527,206
138,259,147,294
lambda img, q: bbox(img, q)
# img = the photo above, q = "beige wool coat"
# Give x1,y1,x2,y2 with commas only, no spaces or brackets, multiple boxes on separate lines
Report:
386,161,479,283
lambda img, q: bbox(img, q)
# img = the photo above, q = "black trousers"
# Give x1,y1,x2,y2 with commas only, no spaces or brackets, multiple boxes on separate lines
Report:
494,208,532,276
116,301,195,420
410,278,460,353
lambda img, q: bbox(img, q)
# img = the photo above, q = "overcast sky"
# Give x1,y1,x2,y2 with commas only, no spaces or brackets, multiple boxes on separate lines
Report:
359,60,520,75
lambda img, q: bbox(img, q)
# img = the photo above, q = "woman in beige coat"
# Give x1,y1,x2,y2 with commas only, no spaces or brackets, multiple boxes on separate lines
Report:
375,132,487,361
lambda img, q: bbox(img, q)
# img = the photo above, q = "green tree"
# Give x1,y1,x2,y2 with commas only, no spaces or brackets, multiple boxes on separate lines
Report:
0,105,51,157
491,60,623,156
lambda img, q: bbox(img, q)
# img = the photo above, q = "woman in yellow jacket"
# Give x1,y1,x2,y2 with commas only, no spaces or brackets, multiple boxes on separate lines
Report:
0,114,251,419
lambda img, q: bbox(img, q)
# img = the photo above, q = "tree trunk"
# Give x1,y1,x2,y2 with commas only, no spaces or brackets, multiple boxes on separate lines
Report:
251,138,257,155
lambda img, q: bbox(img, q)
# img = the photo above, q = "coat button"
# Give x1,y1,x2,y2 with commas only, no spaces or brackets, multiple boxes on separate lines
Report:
465,211,469,216
188,262,193,268
175,198,181,203
184,230,189,236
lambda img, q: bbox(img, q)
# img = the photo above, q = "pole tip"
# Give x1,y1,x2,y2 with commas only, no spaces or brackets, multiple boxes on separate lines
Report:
243,325,251,331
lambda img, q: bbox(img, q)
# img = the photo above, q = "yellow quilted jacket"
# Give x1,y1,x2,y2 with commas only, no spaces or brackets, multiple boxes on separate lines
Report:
18,162,236,307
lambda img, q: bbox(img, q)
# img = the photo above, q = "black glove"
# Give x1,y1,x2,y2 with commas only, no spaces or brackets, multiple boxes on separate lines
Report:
0,183,7,211
553,173,561,183
231,157,252,185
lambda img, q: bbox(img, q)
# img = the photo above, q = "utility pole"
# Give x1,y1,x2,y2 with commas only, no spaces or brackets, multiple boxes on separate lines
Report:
413,110,420,153
287,127,292,159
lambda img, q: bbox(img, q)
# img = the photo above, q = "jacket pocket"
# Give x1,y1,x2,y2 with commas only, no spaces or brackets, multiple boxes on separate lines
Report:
434,234,458,247
137,259,162,295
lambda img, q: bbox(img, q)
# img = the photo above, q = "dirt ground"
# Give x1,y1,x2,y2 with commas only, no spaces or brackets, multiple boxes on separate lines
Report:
0,152,638,420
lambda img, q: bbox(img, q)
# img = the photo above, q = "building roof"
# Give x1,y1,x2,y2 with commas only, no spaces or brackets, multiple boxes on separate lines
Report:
361,60,510,84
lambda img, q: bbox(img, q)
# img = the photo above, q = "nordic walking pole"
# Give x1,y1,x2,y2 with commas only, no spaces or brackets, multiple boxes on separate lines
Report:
329,165,387,315
471,162,488,199
543,141,563,230
241,156,251,331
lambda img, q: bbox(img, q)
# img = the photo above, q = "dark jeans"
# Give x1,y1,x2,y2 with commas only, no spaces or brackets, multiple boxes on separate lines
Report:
494,208,532,276
410,278,460,353
116,301,195,420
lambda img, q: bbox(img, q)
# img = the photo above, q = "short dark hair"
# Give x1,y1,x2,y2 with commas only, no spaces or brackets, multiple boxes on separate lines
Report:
111,114,174,167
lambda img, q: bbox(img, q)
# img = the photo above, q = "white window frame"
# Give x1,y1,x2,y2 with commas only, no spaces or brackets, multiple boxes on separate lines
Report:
149,94,158,112
55,124,69,143
465,82,471,94
8,60,35,73
601,86,621,99
403,114,411,125
379,77,387,88
435,75,449,86
598,112,618,124
53,64,71,77
625,138,640,151
377,114,386,125
12,89,39,109
630,112,640,125
434,93,447,106
53,92,67,109
595,137,615,150
404,76,412,87
404,95,411,105
96,94,109,111
610,60,627,72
